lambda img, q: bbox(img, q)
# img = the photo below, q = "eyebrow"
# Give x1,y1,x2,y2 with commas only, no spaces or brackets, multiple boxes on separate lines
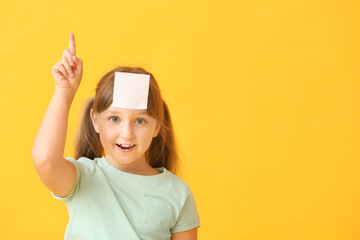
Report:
106,110,148,115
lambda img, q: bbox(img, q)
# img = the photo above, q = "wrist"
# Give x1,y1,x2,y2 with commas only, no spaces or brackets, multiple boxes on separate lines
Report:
54,87,77,103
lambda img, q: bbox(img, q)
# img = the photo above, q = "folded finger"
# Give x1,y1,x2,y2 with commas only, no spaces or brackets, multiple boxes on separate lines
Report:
57,64,69,78
62,58,74,77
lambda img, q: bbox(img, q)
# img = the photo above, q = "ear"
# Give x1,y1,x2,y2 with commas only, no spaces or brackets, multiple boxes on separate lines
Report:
90,108,100,133
153,121,161,138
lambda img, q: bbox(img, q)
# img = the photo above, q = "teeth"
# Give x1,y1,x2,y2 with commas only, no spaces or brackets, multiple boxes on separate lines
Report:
120,144,134,147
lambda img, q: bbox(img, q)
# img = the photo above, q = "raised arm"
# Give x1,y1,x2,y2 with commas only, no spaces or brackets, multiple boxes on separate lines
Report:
32,33,83,197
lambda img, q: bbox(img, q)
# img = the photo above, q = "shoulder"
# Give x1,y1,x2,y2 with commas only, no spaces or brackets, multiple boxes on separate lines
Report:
164,169,192,192
162,169,195,204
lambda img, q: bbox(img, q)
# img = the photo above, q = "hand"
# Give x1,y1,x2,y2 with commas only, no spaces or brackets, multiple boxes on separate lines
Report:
52,33,83,92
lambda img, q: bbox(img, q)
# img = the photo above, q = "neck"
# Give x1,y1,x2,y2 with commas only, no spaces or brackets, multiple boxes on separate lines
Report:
104,154,159,175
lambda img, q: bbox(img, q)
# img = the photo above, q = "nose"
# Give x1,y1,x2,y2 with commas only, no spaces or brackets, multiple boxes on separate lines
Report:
119,121,134,140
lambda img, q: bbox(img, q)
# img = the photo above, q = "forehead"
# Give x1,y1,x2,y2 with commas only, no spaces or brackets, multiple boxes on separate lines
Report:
104,107,149,115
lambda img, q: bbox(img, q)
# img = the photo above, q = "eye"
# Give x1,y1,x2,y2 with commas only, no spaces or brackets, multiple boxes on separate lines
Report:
136,118,147,124
109,116,119,123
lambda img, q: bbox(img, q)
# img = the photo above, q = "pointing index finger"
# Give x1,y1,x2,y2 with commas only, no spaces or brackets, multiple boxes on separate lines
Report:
69,32,76,56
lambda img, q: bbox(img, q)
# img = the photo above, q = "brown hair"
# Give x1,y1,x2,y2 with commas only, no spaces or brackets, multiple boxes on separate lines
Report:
74,66,180,175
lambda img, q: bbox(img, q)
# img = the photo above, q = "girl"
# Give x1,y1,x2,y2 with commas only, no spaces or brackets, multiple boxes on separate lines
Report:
32,33,200,240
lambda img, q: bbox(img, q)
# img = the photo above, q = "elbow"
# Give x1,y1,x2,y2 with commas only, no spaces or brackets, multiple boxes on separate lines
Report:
32,145,45,164
32,143,51,165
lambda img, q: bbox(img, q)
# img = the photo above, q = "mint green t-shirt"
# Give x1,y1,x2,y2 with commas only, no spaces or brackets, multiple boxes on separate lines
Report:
51,157,200,240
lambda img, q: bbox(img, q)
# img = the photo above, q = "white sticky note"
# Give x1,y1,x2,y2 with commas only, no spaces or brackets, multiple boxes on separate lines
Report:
113,72,150,109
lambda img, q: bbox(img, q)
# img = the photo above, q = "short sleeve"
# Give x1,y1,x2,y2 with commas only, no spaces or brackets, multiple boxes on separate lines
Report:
170,186,201,233
51,157,81,202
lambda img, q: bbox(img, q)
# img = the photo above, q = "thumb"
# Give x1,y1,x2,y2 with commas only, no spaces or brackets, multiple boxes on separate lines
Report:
73,56,82,65
72,56,83,70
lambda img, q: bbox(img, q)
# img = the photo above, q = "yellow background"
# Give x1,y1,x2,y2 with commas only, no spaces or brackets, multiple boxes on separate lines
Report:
1,0,359,239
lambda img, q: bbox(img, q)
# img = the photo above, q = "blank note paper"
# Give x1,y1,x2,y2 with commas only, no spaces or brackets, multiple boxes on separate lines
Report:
113,72,150,109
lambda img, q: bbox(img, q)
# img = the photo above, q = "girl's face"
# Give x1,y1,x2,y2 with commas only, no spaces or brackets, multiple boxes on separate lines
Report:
90,104,160,172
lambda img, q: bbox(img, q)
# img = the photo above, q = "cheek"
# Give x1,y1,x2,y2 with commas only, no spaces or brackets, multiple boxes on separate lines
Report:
98,126,116,143
142,130,157,145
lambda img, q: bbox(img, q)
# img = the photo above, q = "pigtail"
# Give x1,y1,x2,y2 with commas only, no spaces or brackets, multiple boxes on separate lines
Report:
74,96,103,160
147,99,180,175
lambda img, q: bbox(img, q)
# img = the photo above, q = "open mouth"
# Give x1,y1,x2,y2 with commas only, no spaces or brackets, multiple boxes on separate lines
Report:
116,144,136,150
